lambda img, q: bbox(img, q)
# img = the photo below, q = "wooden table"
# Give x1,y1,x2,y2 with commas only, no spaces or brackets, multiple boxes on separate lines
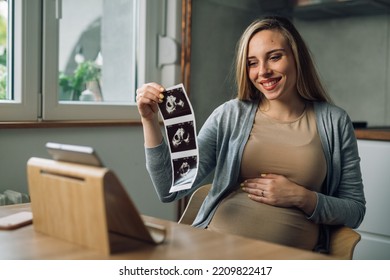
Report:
0,204,331,260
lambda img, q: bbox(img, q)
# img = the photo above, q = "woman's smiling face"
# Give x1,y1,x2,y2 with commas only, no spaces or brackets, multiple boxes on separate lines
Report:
247,29,298,102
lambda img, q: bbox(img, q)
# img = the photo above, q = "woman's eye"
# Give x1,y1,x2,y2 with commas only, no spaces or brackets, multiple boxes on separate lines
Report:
270,55,281,61
247,61,257,67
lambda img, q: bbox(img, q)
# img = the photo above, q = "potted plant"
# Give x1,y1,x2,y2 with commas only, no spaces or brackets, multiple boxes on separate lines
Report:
59,60,102,101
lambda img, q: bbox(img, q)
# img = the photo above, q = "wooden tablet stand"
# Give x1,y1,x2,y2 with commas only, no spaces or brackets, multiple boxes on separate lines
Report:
27,157,166,255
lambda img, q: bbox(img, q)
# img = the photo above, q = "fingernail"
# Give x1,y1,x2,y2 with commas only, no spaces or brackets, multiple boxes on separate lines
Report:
260,173,267,177
160,87,165,92
159,94,164,99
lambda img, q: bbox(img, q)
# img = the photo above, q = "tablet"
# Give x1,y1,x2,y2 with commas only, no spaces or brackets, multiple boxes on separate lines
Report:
46,142,104,167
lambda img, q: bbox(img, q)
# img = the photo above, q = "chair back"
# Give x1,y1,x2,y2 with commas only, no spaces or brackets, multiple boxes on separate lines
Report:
178,184,211,225
329,226,361,260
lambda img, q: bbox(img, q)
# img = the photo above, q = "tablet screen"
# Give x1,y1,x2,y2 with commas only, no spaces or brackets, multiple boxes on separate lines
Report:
46,142,104,167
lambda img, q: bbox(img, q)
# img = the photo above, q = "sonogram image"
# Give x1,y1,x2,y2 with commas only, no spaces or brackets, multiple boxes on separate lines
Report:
166,121,196,153
172,156,198,187
158,87,192,120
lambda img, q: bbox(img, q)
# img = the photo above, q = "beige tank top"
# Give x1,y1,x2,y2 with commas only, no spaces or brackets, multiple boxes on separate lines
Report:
207,103,327,250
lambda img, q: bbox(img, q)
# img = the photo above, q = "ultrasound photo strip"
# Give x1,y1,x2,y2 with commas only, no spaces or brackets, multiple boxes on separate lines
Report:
157,84,199,193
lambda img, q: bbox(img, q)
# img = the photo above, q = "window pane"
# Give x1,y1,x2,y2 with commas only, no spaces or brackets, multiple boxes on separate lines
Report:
59,0,136,103
0,0,9,101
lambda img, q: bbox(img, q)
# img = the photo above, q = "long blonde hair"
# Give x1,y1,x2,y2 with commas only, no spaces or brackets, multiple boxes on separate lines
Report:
235,16,332,103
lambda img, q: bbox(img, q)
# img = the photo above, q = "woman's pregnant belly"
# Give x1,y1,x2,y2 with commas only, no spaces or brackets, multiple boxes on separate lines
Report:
207,188,319,250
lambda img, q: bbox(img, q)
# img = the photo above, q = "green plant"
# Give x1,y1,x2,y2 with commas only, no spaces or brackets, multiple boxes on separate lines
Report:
0,13,7,100
59,60,101,100
0,63,6,100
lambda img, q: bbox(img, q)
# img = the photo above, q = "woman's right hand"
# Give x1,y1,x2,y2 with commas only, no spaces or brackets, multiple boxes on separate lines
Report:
136,82,165,147
136,82,165,121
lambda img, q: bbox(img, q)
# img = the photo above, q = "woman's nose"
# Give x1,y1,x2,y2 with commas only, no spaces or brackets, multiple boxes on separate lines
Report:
258,63,271,77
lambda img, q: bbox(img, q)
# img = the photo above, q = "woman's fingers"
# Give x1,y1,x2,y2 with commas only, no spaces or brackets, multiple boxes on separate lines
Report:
136,83,165,119
137,83,165,103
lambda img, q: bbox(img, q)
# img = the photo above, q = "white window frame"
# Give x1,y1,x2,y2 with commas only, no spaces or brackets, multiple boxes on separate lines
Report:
0,0,41,121
42,0,166,121
0,0,180,122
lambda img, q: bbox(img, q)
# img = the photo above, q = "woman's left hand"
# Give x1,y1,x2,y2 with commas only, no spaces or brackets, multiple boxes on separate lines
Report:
241,174,317,215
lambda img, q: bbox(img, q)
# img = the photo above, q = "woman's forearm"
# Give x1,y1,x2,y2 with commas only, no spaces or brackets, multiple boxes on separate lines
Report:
142,114,163,148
